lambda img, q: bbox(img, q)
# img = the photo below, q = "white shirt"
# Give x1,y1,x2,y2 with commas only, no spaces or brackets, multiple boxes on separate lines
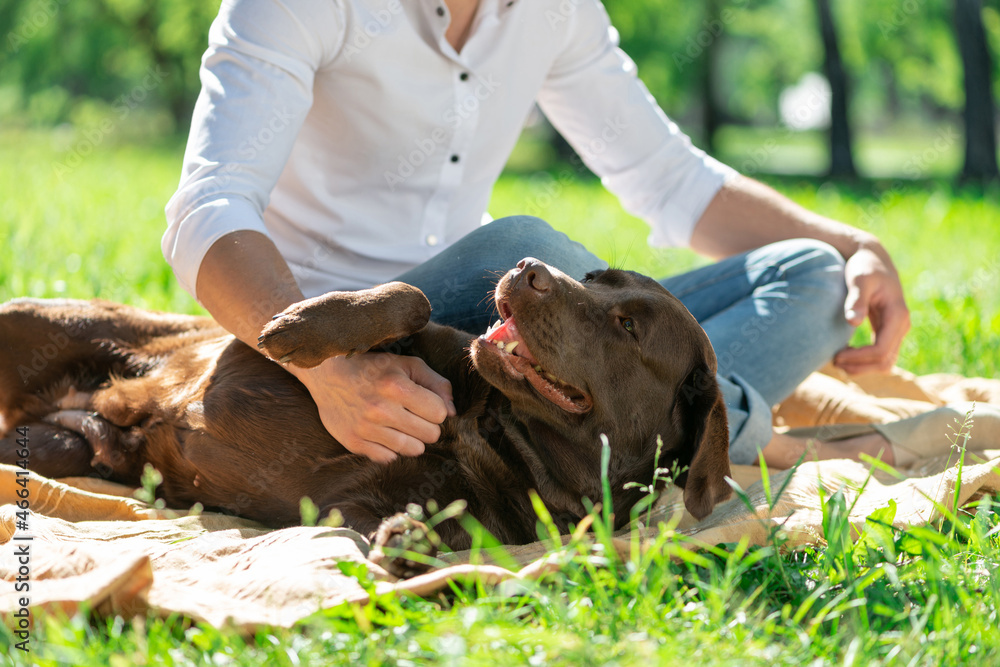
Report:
162,0,737,300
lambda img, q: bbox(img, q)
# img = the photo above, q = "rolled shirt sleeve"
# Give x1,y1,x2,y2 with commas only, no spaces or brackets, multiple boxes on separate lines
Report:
537,0,738,248
162,0,345,300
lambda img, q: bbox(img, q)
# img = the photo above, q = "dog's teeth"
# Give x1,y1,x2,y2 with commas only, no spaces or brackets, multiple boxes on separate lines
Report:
505,341,518,353
545,373,558,382
534,365,543,372
497,341,506,351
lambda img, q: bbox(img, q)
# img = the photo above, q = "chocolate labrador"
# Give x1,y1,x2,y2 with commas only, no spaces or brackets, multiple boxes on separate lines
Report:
0,259,731,576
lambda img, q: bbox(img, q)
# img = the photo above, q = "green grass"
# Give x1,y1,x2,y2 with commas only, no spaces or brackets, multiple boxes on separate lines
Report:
2,129,1000,665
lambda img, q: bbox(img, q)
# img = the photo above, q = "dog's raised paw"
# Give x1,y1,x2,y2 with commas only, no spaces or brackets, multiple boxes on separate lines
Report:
257,284,431,368
257,307,332,369
368,513,438,579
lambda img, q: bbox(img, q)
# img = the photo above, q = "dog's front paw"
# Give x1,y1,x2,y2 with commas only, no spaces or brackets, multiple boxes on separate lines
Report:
257,298,343,368
368,513,438,579
258,284,432,368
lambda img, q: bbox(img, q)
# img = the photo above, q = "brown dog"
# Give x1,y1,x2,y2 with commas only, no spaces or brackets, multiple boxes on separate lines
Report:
0,259,731,575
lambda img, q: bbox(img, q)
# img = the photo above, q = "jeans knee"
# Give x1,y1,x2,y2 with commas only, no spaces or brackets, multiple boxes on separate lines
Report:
485,216,605,279
795,239,853,345
475,216,556,263
778,238,844,275
486,215,555,238
758,238,852,346
776,238,847,299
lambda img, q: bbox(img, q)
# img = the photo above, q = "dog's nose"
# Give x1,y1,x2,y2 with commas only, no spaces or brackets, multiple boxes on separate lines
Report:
516,258,552,293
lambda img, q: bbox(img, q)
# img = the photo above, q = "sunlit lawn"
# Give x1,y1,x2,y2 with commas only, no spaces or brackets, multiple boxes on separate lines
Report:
1,128,999,665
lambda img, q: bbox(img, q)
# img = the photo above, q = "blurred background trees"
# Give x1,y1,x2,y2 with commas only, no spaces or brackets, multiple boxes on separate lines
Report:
1,0,997,182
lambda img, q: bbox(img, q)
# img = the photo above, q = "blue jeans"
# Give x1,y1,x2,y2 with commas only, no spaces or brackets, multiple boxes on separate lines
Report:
394,216,854,464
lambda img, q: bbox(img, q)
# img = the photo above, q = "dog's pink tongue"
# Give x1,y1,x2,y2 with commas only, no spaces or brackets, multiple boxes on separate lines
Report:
484,317,541,366
485,317,520,344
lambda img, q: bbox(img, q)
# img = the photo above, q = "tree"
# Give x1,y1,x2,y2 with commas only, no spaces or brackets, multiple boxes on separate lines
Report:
954,0,1000,181
700,0,722,154
815,0,857,177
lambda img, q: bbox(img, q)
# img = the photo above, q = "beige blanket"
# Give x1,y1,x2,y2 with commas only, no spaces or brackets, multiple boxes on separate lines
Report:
2,366,999,631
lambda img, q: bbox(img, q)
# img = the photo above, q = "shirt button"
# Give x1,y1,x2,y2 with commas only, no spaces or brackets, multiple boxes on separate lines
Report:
426,234,440,247
459,72,469,81
450,154,460,163
436,6,445,16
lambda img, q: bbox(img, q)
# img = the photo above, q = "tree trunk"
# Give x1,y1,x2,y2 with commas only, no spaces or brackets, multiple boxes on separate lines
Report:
954,0,1000,182
815,0,857,178
701,0,721,155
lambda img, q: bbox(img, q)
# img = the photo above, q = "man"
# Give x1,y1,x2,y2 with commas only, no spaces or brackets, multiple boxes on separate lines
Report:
163,0,910,468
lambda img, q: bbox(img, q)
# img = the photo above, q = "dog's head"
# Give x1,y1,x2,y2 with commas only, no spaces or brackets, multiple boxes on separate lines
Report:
469,258,732,520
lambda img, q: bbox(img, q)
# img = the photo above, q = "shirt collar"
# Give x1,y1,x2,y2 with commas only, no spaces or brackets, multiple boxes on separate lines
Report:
423,0,513,68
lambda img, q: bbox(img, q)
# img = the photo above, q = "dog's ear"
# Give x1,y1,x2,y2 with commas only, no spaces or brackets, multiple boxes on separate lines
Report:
671,364,732,520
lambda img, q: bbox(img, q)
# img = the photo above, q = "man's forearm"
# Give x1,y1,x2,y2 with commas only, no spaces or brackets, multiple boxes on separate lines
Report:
691,174,910,374
690,175,880,261
195,230,305,349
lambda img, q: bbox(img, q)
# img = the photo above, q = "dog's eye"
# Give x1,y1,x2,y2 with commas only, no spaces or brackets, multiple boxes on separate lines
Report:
620,317,636,335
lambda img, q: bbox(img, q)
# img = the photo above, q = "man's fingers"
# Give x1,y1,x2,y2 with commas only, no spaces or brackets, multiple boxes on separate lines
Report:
834,303,909,374
834,332,897,371
388,405,442,445
303,353,455,463
843,283,868,327
366,425,428,457
341,438,401,464
402,357,456,418
833,345,894,374
342,425,428,461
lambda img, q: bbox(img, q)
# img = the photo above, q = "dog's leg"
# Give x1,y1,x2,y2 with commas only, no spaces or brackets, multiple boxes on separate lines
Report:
0,298,215,426
0,422,93,478
43,409,146,481
0,299,111,421
368,513,439,579
257,282,432,368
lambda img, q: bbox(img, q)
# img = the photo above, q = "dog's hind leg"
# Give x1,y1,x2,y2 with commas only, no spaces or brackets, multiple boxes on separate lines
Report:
0,298,218,432
0,299,135,401
42,409,146,482
0,422,93,478
0,408,145,482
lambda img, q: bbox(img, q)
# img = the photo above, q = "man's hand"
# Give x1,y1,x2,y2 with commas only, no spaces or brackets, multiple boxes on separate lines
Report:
289,353,457,463
691,177,911,376
833,241,911,375
194,232,457,465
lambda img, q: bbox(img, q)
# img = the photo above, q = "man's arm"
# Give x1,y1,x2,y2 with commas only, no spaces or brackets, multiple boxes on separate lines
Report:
164,1,454,462
531,0,909,374
196,230,455,463
691,175,911,375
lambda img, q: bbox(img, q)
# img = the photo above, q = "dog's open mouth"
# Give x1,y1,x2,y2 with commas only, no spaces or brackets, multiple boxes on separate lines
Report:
479,315,593,414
